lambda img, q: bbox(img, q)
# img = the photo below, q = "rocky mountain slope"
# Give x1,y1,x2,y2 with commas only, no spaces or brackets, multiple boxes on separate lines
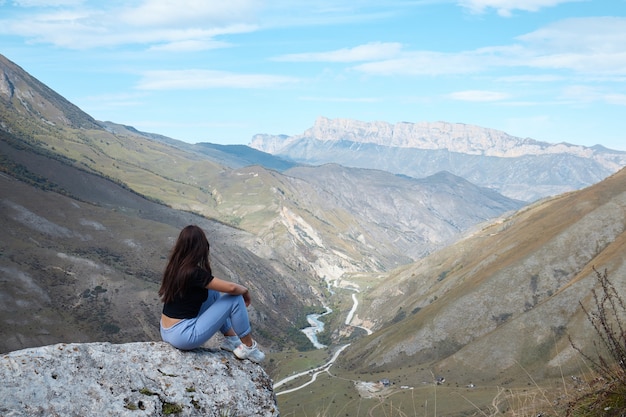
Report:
0,133,315,353
273,166,626,416
99,120,298,172
284,164,521,264
337,166,626,382
250,116,626,202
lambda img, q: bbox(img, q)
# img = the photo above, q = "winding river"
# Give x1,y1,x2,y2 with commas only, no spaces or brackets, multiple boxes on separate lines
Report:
274,286,372,393
300,305,332,349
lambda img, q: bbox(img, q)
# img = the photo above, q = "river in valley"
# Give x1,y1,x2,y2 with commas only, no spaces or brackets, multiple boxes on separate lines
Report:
274,285,372,394
300,306,331,349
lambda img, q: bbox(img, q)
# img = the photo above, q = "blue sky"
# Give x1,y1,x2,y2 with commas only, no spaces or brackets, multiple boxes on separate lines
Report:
1,0,625,150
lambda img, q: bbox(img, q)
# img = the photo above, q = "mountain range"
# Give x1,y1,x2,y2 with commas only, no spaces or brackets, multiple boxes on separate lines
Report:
250,116,626,202
2,52,626,416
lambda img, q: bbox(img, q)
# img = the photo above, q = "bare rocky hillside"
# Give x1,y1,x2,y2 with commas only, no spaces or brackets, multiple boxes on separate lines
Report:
0,132,315,353
337,167,626,382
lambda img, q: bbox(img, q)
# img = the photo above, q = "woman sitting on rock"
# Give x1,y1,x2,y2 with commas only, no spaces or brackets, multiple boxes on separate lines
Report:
158,225,265,363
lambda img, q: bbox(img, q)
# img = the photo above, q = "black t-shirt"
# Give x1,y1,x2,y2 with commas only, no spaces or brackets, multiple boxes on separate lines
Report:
162,268,214,319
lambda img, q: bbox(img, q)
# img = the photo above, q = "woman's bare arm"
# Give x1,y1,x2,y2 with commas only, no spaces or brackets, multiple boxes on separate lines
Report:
207,277,251,306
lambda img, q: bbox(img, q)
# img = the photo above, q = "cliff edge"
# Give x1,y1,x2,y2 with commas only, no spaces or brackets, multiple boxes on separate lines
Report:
0,341,278,416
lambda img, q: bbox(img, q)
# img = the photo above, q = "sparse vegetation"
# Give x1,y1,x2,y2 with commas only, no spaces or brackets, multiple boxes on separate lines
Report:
0,152,73,196
391,307,406,324
566,268,626,417
573,268,626,383
487,268,626,417
162,401,183,415
139,387,157,396
284,327,314,351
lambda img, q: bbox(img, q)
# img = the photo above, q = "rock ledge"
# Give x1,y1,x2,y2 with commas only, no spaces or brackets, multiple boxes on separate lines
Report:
0,341,278,416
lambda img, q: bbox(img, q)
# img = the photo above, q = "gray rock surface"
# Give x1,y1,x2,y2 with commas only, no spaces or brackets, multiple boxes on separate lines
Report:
0,341,278,417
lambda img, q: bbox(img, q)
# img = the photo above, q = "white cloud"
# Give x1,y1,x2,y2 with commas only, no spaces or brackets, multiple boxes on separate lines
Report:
519,17,626,53
353,51,488,76
274,42,403,63
495,74,564,83
3,1,625,86
561,85,626,106
147,39,232,52
448,90,511,102
12,0,84,6
118,0,260,27
0,1,260,49
605,93,626,106
458,0,577,17
136,69,299,90
0,9,108,48
299,96,379,103
349,17,626,78
517,17,626,74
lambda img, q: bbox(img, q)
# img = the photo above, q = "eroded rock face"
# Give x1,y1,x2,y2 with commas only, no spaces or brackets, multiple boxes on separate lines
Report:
0,341,278,416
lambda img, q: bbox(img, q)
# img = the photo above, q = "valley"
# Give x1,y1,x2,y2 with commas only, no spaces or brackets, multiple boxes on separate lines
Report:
2,52,626,416
274,272,371,396
270,269,583,417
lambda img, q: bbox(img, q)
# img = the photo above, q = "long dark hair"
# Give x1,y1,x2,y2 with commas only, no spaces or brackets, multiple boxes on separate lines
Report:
159,225,212,303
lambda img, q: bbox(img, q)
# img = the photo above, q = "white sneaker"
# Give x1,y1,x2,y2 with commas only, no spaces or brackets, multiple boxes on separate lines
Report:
233,341,265,363
220,335,241,352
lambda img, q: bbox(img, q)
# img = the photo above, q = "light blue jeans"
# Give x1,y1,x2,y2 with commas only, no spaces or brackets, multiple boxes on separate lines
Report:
160,290,251,350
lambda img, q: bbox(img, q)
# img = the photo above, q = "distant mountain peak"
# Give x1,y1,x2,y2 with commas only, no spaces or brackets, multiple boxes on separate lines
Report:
252,116,626,162
250,116,626,202
297,116,604,158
